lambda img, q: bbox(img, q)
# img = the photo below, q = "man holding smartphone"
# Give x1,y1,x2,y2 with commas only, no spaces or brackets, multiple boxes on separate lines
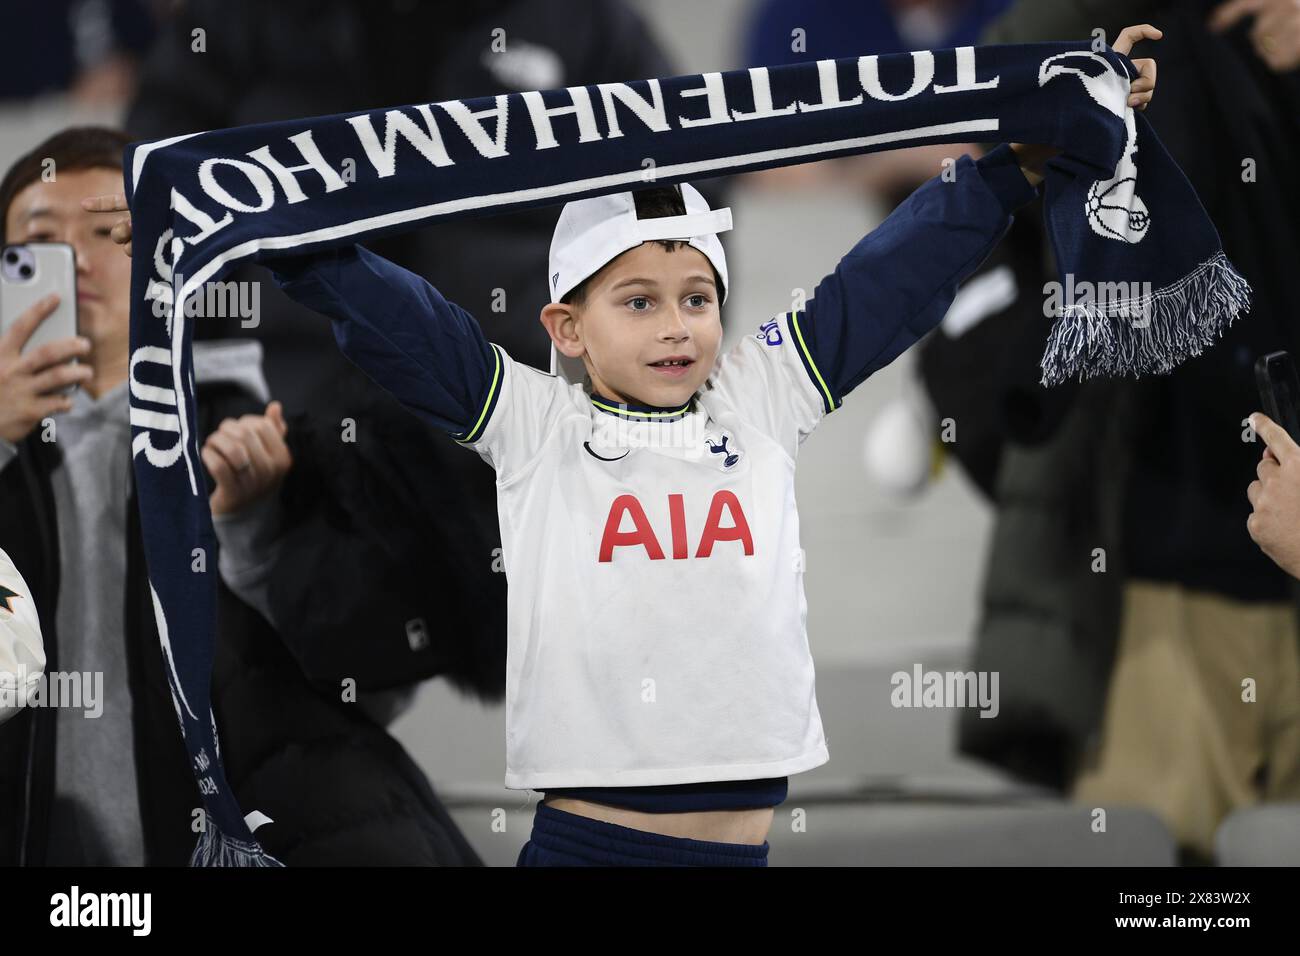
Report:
0,127,155,864
0,127,297,865
0,126,488,867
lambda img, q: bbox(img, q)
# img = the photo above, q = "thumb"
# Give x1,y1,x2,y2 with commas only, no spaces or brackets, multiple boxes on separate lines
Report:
266,400,287,436
1251,412,1297,462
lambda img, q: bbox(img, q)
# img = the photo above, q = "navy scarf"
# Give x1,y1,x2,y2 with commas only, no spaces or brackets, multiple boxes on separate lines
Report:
123,40,1248,865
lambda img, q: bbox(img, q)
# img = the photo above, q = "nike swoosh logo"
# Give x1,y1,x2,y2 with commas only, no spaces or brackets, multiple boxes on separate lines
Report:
584,441,629,461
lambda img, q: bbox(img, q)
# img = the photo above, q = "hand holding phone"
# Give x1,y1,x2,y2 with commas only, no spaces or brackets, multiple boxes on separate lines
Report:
0,293,93,444
1254,351,1300,447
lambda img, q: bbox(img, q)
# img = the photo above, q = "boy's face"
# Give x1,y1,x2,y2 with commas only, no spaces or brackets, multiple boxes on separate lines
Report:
4,166,131,349
545,241,722,408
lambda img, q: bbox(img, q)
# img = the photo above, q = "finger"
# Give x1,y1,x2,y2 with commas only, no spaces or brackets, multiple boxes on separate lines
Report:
80,194,130,213
246,417,291,476
1209,0,1266,33
220,420,275,482
201,444,238,491
14,335,92,375
205,429,254,473
35,393,75,418
240,439,276,483
237,416,278,460
1258,455,1280,481
1247,478,1262,507
110,217,133,247
247,414,285,459
29,361,94,396
1250,412,1298,463
1112,23,1163,56
266,400,288,437
0,294,61,356
1264,445,1279,463
1129,60,1157,93
228,415,276,463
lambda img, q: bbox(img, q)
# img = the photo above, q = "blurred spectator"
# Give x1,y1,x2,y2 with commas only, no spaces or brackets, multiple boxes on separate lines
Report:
0,0,157,107
925,0,1300,864
0,127,484,865
740,0,1015,198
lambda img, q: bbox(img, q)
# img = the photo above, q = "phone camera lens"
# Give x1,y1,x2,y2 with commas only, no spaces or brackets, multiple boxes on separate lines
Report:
3,250,17,265
18,264,33,278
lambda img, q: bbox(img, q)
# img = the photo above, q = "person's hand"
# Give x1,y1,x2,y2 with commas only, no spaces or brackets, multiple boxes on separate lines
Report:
1113,23,1161,109
201,401,293,516
81,193,132,257
1210,0,1300,73
0,294,93,444
1009,24,1161,187
1246,412,1300,578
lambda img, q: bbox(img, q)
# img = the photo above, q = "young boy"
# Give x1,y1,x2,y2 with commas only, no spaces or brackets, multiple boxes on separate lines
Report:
261,144,1040,867
93,29,1159,866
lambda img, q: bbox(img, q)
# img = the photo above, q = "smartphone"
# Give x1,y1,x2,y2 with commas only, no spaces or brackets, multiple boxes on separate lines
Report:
1254,351,1300,446
0,242,80,395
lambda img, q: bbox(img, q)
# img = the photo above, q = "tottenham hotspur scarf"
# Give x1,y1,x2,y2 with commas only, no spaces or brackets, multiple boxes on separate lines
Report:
122,41,1249,864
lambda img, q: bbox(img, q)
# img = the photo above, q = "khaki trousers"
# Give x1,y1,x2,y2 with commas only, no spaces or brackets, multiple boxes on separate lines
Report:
1071,578,1300,860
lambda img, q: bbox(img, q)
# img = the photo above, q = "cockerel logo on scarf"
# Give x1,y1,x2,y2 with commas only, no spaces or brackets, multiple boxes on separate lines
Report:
1039,50,1150,244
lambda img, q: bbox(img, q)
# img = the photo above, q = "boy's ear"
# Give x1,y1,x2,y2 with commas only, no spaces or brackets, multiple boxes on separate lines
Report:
540,302,585,359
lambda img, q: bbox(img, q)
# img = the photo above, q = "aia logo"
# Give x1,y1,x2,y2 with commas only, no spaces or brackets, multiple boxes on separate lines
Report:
599,491,753,562
705,434,740,468
755,318,782,346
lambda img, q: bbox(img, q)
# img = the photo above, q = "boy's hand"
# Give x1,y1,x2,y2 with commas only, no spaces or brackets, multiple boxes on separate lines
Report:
1113,23,1162,110
81,194,132,257
1010,23,1162,187
1246,412,1300,579
202,401,293,516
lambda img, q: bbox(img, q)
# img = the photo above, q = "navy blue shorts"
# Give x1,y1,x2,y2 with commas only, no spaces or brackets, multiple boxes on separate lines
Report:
516,802,770,867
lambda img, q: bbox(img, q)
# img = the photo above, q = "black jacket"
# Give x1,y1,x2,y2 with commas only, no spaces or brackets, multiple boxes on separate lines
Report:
267,366,508,704
0,342,484,865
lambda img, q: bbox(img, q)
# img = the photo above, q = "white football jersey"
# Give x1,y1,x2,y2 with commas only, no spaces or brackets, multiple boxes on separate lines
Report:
459,309,833,789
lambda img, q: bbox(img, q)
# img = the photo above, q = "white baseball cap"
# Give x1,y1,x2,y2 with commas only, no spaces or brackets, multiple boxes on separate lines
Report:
547,182,733,385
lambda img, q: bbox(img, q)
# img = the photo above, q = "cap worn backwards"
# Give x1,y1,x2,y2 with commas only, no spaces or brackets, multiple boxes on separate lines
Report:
546,182,733,386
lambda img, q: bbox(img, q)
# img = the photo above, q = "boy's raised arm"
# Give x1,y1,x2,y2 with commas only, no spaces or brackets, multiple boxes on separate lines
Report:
267,245,497,442
796,143,1039,412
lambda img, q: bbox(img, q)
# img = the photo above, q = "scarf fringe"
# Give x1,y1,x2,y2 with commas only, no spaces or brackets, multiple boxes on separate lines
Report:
190,818,284,867
1039,251,1253,387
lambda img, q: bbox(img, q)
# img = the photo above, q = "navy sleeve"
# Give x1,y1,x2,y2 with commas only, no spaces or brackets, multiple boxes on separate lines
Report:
267,245,498,441
796,143,1039,412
